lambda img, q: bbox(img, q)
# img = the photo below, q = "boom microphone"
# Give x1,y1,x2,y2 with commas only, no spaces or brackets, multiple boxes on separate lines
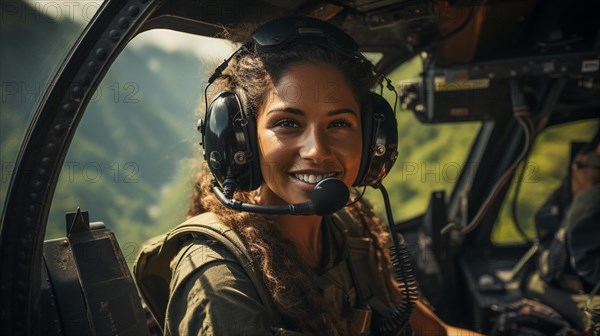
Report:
212,177,350,216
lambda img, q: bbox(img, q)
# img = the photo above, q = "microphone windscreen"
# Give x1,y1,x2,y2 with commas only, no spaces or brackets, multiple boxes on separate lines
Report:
310,178,349,216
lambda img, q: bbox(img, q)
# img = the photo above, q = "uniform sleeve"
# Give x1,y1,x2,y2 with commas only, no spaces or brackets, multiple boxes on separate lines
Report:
565,185,600,286
163,240,276,336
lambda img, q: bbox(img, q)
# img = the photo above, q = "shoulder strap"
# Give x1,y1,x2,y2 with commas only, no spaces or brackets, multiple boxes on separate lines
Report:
333,209,395,316
134,212,283,330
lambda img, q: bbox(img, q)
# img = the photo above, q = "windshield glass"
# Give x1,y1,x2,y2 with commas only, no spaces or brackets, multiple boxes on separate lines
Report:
45,29,236,259
365,57,481,221
492,119,599,244
42,38,482,261
1,0,103,215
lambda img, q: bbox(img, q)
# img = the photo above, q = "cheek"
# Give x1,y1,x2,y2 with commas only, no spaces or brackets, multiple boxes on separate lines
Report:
337,134,363,181
350,139,363,170
257,130,289,180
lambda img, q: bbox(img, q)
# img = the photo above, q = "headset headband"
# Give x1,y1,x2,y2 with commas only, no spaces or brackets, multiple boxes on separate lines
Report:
207,17,368,86
251,16,358,53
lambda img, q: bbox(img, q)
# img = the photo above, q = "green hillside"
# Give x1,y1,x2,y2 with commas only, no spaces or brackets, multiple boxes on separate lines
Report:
1,0,84,210
1,1,207,250
45,43,209,246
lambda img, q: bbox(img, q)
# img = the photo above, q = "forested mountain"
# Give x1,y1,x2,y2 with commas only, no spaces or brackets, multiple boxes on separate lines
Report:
1,0,207,249
46,42,206,246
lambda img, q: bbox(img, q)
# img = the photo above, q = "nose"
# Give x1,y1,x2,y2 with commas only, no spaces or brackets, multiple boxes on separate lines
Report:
298,126,332,162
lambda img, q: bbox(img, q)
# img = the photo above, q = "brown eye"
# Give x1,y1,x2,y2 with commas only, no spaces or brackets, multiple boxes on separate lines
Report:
329,119,352,128
274,119,300,128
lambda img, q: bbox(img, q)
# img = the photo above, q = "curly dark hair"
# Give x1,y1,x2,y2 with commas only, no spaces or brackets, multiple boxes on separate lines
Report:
187,32,401,335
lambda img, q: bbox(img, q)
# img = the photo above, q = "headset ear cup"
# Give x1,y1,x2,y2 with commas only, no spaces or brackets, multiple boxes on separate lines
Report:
353,92,399,187
235,88,263,191
202,91,263,191
354,95,374,186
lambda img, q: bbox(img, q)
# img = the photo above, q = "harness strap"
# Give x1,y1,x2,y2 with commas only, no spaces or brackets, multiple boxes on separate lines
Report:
334,211,394,317
134,212,283,330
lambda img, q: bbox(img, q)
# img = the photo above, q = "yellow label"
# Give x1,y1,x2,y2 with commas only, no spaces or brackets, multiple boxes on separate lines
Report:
435,79,490,92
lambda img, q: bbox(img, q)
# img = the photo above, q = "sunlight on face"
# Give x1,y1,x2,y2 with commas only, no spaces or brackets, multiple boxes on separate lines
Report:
256,63,362,206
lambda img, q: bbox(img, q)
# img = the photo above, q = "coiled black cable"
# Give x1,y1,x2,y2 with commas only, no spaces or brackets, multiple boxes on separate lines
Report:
376,243,419,334
373,184,419,334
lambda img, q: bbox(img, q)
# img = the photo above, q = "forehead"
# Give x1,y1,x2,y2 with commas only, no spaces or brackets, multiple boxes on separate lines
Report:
269,62,358,106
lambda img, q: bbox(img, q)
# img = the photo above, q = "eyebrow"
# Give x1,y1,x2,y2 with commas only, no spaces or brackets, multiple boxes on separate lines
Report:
267,107,358,117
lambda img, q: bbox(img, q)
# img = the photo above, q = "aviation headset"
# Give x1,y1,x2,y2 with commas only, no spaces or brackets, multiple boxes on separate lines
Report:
199,16,399,194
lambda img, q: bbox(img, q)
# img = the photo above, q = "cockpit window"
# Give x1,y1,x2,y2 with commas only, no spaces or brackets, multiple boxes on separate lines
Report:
362,52,383,65
364,56,481,221
44,29,236,262
492,119,599,245
38,37,483,258
1,0,104,215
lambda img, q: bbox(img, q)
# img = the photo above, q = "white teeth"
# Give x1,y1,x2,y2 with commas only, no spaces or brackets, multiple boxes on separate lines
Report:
293,173,336,184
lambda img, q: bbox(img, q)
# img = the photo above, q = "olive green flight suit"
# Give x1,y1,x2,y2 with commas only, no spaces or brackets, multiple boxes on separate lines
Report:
135,211,398,336
164,215,356,335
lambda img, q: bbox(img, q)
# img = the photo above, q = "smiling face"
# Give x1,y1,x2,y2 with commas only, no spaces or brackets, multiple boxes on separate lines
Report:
256,62,363,206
